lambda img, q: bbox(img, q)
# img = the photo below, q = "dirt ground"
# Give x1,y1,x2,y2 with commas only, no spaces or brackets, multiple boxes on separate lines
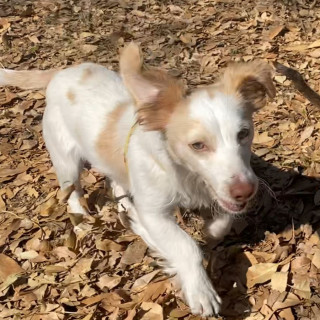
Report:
1,0,320,319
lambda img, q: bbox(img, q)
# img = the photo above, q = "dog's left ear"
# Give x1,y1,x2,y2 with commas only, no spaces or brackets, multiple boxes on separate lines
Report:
223,61,276,111
120,42,185,130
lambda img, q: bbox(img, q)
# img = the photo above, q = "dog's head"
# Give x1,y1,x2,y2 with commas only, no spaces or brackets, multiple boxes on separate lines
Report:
120,43,275,214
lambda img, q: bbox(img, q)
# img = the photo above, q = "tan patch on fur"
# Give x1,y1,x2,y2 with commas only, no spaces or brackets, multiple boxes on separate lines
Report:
136,69,185,130
96,102,129,184
212,61,276,110
120,42,185,131
80,68,93,84
67,89,75,103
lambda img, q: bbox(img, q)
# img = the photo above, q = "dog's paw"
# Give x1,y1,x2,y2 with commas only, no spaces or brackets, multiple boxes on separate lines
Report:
182,268,221,316
208,215,233,240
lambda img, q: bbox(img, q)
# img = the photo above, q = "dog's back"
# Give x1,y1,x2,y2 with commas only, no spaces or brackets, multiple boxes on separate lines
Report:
43,63,135,186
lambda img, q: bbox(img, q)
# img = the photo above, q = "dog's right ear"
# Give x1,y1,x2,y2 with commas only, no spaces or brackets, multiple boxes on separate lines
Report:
120,42,185,131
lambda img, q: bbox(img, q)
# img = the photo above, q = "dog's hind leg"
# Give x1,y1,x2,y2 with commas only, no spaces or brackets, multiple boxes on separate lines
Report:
43,107,87,215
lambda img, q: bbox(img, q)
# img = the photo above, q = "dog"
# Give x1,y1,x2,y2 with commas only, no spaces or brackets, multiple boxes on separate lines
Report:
0,43,275,316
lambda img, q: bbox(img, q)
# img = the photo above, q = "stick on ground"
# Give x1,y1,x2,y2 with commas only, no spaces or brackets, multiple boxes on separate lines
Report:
274,62,320,108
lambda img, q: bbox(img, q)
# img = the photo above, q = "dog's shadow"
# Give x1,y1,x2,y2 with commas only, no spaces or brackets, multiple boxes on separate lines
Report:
204,153,320,319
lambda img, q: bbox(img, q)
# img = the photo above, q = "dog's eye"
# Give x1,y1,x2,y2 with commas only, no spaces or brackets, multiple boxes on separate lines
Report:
237,128,250,142
190,142,207,151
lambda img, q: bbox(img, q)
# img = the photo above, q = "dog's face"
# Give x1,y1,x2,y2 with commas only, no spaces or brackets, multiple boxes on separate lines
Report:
120,43,275,214
165,89,257,213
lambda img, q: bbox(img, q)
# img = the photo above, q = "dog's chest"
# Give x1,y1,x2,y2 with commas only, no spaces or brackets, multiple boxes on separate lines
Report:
174,171,212,209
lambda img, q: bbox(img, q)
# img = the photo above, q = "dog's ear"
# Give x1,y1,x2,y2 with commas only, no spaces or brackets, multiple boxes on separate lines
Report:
222,61,276,110
120,43,159,106
120,42,184,130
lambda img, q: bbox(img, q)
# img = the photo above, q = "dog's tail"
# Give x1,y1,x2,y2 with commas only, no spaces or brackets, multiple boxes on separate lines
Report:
0,69,57,89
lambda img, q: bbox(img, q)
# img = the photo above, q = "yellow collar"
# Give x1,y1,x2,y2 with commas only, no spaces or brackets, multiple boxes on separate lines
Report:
124,121,139,172
123,121,166,173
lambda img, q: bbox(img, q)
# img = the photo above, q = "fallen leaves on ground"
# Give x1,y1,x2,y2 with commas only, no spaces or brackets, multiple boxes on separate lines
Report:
1,0,320,319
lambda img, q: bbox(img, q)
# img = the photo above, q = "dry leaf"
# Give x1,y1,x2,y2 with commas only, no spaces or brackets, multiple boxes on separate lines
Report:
308,49,320,58
299,126,314,144
268,25,285,40
273,292,301,310
81,44,98,54
312,249,320,269
140,302,163,320
1,1,320,319
18,250,39,260
40,197,58,216
97,274,121,290
132,270,161,291
271,272,288,292
278,308,295,320
169,309,190,318
247,263,278,288
0,254,24,282
292,275,311,299
120,240,147,266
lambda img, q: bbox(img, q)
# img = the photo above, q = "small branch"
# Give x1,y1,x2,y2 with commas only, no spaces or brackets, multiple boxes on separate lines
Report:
273,62,320,108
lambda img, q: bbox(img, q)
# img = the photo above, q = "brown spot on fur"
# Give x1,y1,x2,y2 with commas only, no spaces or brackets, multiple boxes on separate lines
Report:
67,89,75,103
80,68,93,84
96,102,129,185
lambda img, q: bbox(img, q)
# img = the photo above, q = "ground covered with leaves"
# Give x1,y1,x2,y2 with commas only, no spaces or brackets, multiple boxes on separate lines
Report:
1,1,320,319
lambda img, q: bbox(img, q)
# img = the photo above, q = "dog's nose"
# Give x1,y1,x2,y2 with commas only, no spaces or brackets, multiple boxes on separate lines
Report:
229,180,255,202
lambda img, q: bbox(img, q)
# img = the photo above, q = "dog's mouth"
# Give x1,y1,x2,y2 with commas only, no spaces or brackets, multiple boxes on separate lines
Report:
218,199,248,214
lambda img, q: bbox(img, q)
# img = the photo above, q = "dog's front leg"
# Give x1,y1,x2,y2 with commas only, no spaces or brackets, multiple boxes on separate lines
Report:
132,194,221,316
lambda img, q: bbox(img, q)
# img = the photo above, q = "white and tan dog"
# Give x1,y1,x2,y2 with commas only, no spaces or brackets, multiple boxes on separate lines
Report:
0,43,275,316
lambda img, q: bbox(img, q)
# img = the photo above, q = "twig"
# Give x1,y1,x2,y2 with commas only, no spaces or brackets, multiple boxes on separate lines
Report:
273,62,320,108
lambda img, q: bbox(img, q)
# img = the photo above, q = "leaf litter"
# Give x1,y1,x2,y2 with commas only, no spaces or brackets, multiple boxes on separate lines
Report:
1,0,320,319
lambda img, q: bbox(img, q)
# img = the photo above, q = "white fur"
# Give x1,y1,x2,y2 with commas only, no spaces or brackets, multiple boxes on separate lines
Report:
0,59,265,317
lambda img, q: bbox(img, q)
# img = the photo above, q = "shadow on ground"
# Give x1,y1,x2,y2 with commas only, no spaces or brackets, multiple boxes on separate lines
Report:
200,153,320,319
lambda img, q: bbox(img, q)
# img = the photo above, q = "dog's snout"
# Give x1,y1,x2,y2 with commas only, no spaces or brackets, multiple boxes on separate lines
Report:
229,180,255,202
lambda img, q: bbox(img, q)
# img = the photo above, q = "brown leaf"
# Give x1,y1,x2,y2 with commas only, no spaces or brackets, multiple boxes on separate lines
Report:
120,239,147,266
20,139,38,150
71,257,93,275
0,254,24,282
0,164,28,179
271,272,288,292
40,197,58,216
272,292,301,310
169,309,190,318
28,35,40,43
81,44,98,54
268,25,286,40
0,88,17,106
247,263,278,288
96,239,124,252
278,308,295,320
292,275,311,299
299,125,314,144
253,132,275,147
82,293,110,306
308,48,320,58
312,249,320,269
140,302,163,320
132,270,161,291
97,274,121,290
